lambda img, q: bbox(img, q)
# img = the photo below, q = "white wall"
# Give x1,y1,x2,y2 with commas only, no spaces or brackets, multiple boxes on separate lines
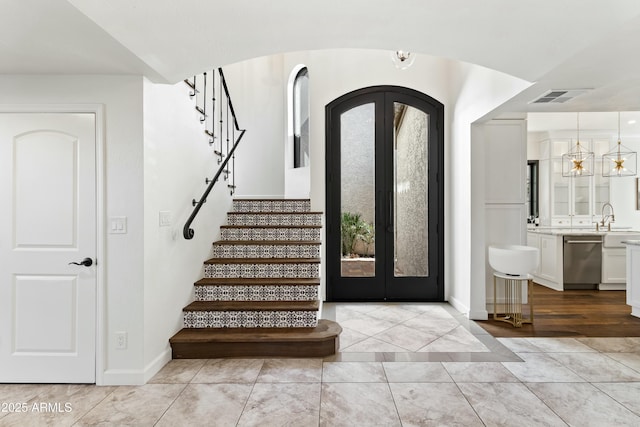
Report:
223,56,286,197
0,75,146,384
483,120,528,310
142,79,232,381
281,49,452,301
447,63,532,319
224,49,533,315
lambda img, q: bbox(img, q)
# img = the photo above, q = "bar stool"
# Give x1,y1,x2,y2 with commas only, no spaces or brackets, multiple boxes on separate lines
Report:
493,272,534,327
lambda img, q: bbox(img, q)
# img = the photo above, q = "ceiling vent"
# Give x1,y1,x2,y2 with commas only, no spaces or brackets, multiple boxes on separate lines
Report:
529,89,591,104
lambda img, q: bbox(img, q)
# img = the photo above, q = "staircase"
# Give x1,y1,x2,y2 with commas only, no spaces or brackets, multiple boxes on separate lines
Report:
170,198,341,358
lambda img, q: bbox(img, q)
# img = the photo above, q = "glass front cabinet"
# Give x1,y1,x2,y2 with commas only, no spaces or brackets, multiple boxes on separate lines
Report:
542,139,610,227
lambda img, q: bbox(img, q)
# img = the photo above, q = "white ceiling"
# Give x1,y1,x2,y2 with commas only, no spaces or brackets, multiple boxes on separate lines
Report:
3,0,640,116
527,112,640,137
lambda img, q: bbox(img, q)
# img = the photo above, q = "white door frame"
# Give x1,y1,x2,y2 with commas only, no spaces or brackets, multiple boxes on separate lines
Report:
0,104,106,384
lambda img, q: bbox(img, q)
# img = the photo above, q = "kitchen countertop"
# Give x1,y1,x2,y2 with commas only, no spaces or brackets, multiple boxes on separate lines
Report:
527,227,638,236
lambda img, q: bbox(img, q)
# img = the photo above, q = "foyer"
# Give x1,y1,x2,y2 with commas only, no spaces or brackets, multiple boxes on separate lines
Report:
4,0,640,391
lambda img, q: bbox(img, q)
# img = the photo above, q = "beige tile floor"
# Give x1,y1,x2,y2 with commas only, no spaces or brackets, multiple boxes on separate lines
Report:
1,303,639,426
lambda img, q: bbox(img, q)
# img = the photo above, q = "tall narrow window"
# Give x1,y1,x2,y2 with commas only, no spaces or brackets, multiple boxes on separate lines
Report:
293,67,309,168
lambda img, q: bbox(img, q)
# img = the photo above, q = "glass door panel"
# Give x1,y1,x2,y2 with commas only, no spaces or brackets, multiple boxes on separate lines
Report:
340,103,375,277
552,158,569,216
573,177,591,216
393,103,428,277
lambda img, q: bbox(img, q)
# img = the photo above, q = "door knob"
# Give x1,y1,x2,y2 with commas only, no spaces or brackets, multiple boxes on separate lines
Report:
69,257,93,267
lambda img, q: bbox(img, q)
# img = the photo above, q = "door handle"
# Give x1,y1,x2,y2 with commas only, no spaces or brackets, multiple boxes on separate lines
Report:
69,257,93,267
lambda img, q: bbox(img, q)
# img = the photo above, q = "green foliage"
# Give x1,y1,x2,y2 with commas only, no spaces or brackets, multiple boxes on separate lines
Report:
341,212,375,256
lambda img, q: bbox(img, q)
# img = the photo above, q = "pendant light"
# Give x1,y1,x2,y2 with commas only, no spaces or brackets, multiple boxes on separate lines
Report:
391,50,415,70
562,112,594,177
602,112,637,177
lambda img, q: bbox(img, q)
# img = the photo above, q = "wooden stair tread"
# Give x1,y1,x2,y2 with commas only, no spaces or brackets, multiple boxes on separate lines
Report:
170,319,340,343
213,240,321,245
170,319,340,358
228,211,322,215
233,198,310,202
205,257,320,264
220,225,321,229
184,300,320,311
195,278,320,286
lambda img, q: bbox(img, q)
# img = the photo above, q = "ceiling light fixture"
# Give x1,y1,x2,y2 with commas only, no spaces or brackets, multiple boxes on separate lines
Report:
562,112,594,177
602,112,637,177
391,50,415,70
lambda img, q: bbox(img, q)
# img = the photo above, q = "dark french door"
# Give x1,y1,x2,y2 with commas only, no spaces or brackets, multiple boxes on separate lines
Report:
325,86,444,301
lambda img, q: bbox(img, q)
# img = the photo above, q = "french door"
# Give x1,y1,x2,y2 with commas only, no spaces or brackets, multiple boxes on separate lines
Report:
326,86,443,301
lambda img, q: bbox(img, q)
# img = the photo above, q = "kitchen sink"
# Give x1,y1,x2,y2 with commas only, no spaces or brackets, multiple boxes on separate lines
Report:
603,232,640,248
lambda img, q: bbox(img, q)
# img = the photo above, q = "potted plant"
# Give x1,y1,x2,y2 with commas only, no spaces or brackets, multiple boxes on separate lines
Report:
341,212,375,257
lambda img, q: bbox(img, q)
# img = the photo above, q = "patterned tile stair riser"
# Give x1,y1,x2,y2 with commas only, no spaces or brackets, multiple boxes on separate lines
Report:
211,243,321,259
204,263,320,279
227,212,322,226
220,227,321,241
183,310,318,328
232,199,311,213
195,285,318,302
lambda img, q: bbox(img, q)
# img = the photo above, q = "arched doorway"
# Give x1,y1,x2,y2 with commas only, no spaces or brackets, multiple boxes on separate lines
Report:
325,86,444,301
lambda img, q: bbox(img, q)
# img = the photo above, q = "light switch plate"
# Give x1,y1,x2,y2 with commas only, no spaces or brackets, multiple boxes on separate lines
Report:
159,211,171,227
109,216,127,234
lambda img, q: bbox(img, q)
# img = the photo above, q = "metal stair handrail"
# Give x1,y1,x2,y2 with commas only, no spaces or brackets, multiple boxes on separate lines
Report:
183,68,246,239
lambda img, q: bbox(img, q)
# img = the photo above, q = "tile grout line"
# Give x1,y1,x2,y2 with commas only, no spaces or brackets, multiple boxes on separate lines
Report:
521,381,578,426
152,383,189,426
318,360,325,426
451,381,487,426
71,386,119,426
233,359,265,426
384,381,403,425
591,382,640,418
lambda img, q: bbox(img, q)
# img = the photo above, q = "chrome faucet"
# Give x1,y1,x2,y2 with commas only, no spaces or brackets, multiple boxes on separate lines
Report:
601,202,615,231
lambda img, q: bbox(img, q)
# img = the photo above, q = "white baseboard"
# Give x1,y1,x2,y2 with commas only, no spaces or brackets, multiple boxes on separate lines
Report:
100,369,146,386
99,348,172,386
448,296,488,320
144,348,172,384
598,283,626,291
531,276,563,291
448,296,469,317
468,309,489,320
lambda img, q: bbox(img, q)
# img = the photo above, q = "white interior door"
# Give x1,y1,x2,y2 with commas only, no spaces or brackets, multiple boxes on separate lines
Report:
0,113,97,383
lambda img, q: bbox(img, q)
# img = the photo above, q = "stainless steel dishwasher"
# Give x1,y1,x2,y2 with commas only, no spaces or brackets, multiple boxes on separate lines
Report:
563,235,602,290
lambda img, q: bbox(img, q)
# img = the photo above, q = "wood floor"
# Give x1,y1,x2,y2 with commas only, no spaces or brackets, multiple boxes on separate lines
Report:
478,283,640,337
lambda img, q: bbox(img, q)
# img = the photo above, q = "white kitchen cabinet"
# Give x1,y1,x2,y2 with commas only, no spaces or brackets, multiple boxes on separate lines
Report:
526,232,540,275
540,138,610,226
601,248,626,289
601,232,638,290
527,232,563,290
626,242,640,318
539,234,561,286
